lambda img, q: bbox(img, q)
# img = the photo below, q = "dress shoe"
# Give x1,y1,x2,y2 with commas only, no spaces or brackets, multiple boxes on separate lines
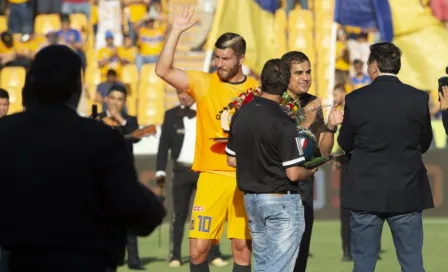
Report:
128,263,145,270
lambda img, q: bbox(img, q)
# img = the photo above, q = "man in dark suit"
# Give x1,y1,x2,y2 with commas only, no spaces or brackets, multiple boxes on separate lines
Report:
0,45,165,272
439,86,448,134
98,84,145,270
156,90,227,268
338,42,434,272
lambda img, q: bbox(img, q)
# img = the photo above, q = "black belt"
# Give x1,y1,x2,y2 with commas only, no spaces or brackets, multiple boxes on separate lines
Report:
244,190,299,195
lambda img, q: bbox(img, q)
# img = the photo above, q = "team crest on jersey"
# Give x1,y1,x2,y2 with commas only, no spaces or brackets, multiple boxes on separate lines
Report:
193,206,204,212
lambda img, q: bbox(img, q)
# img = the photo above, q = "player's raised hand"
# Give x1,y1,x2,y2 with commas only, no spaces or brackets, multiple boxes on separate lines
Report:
172,6,196,32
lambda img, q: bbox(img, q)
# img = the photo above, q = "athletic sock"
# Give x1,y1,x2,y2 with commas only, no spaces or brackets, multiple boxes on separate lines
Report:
190,260,210,272
233,263,251,272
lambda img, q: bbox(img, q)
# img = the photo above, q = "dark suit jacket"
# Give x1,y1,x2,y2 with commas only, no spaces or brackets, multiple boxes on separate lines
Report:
0,105,164,269
442,110,448,135
156,106,190,173
338,75,434,213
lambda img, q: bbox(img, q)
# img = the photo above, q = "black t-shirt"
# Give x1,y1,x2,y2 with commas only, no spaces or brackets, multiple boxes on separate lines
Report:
226,96,305,194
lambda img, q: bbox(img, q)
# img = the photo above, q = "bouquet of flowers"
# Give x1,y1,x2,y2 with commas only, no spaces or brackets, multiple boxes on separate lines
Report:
219,87,262,132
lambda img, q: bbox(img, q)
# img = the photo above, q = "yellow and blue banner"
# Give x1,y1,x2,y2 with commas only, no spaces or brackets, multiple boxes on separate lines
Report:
206,0,284,74
335,0,448,93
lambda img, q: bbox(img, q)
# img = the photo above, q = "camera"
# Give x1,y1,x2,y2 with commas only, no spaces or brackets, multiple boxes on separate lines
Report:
438,67,448,100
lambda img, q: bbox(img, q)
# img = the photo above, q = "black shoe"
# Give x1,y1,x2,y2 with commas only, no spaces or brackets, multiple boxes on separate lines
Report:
128,263,145,270
308,252,313,257
342,254,352,262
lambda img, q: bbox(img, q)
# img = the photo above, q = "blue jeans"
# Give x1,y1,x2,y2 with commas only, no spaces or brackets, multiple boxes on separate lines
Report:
350,210,425,272
244,192,305,272
8,3,33,34
136,55,159,71
61,2,91,20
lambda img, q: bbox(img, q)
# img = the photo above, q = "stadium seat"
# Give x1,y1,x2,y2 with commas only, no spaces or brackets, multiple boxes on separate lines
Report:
70,13,88,32
0,67,26,113
34,14,61,35
138,83,165,100
288,9,313,31
0,16,6,32
315,0,334,13
138,99,165,125
289,31,313,52
84,65,102,107
121,65,139,116
275,9,287,53
432,120,447,149
140,64,159,85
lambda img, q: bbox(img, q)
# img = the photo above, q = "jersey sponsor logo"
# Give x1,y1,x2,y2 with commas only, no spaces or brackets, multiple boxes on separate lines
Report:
192,205,204,212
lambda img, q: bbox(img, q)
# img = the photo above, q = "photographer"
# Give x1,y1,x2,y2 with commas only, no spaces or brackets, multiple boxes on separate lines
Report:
439,86,448,134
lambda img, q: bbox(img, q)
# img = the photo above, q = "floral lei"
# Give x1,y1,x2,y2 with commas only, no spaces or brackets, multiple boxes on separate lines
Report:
220,88,316,143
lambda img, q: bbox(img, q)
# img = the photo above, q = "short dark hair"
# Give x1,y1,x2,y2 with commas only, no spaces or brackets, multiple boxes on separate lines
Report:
106,69,117,77
367,42,402,74
260,59,290,95
215,33,246,57
108,84,127,98
353,59,363,66
22,45,83,107
281,51,310,69
0,88,9,100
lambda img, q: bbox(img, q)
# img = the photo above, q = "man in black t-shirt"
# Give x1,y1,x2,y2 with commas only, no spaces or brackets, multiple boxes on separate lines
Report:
226,59,317,272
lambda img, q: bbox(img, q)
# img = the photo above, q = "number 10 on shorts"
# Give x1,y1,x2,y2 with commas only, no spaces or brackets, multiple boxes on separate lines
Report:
197,215,212,233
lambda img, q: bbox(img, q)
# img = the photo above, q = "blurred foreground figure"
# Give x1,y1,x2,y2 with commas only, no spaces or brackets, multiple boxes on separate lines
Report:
0,45,165,272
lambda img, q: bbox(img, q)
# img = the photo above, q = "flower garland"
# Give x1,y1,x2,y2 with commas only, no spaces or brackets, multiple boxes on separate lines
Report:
231,87,263,110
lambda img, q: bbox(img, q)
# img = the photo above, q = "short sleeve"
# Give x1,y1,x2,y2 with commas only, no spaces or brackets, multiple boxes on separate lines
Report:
225,115,237,157
278,123,305,168
185,70,210,101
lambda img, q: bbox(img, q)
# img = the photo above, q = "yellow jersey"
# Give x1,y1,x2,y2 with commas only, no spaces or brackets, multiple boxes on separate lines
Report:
129,3,147,24
118,46,137,64
335,41,350,71
97,46,122,79
186,71,259,175
138,26,165,56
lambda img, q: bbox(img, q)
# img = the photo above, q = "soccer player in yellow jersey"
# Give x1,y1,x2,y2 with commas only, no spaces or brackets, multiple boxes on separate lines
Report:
155,6,257,272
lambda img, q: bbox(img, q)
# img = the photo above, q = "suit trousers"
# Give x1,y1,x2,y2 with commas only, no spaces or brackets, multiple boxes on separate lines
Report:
126,234,141,266
293,202,314,272
350,210,425,272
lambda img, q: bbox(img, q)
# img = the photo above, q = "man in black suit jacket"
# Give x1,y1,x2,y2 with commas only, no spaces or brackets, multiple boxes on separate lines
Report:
0,45,165,272
156,90,227,268
439,86,448,134
98,84,145,270
338,42,434,272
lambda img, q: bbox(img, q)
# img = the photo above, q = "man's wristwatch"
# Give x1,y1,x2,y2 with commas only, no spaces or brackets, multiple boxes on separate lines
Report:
325,125,338,134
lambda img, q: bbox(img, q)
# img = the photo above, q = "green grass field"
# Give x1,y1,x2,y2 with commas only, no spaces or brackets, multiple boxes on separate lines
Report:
118,219,448,272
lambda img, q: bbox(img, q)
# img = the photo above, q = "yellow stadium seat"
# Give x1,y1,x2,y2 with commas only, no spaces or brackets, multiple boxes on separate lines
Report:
70,13,88,32
432,120,447,149
138,99,165,125
165,88,179,110
120,65,139,116
34,14,61,35
0,67,26,114
289,9,313,31
0,16,7,32
289,31,313,52
275,9,288,54
84,65,102,106
140,64,159,85
138,83,165,100
315,0,334,13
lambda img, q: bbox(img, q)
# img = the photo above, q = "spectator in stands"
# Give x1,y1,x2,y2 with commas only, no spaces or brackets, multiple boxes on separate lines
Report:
98,31,121,80
56,14,86,68
62,0,91,21
37,0,62,14
96,69,126,112
135,14,166,70
0,31,32,70
335,29,350,86
118,34,138,65
0,88,9,118
333,83,346,110
431,0,448,29
347,32,370,74
7,0,33,39
351,59,371,90
122,0,151,44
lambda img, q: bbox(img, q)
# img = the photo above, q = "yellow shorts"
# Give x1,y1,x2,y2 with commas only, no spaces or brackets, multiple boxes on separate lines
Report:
188,172,251,243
